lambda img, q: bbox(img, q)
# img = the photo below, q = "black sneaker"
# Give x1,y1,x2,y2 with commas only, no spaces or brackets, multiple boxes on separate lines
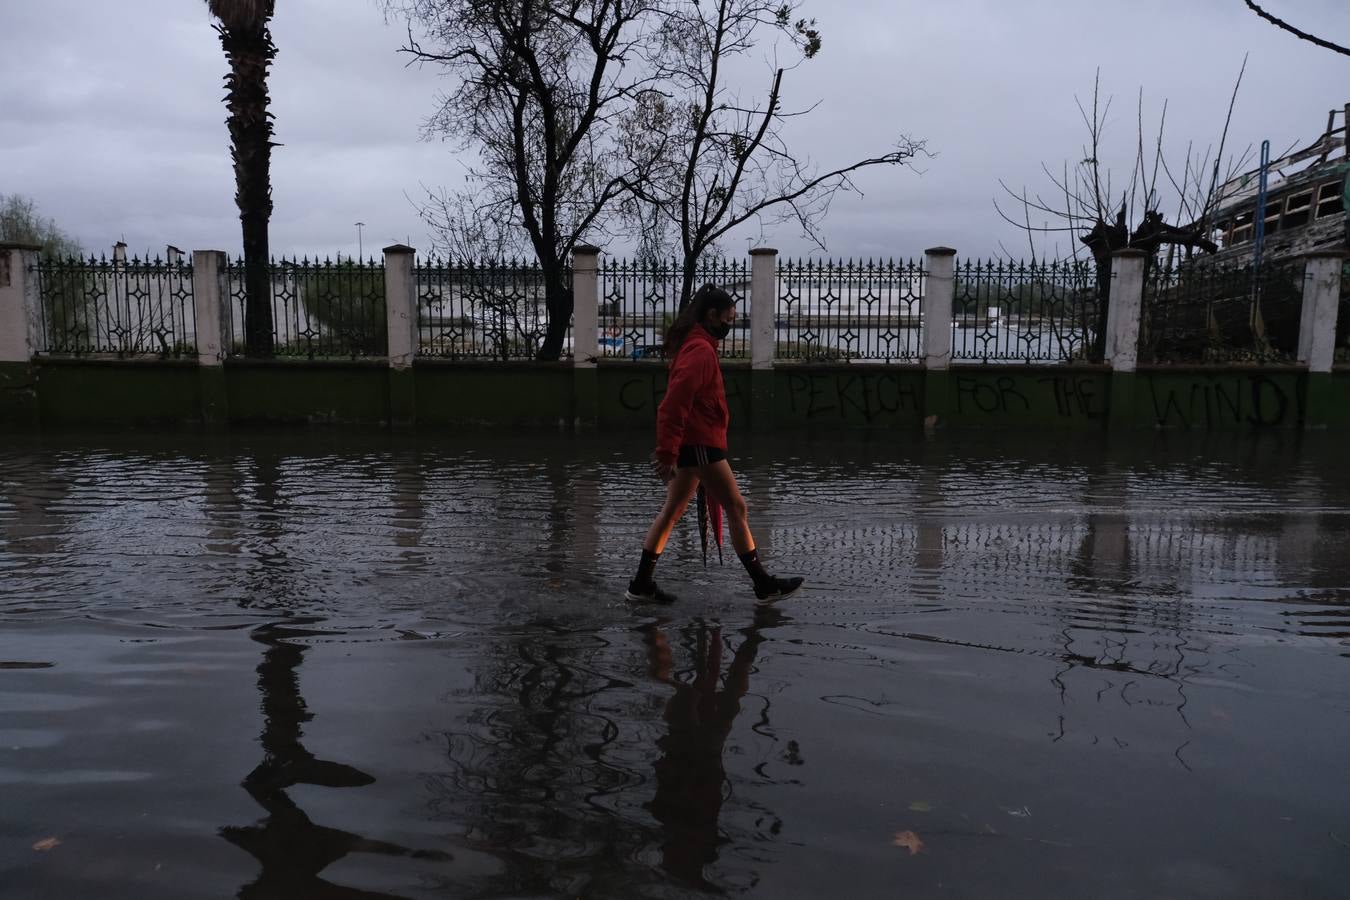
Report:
754,576,804,602
626,579,677,604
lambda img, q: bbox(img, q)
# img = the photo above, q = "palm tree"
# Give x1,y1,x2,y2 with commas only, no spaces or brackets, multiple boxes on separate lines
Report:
206,0,277,356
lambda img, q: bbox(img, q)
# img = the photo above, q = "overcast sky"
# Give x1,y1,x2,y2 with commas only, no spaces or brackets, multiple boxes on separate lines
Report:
2,0,1347,261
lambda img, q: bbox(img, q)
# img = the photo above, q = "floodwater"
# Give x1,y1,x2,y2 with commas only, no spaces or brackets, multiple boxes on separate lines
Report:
1,430,1347,899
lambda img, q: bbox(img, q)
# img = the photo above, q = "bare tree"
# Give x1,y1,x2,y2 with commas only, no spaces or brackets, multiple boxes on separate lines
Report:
412,185,553,361
995,67,1252,358
626,0,927,309
387,0,669,360
412,182,529,261
1242,1,1350,57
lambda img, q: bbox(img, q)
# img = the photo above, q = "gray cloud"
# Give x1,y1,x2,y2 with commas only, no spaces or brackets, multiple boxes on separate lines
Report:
2,0,1347,261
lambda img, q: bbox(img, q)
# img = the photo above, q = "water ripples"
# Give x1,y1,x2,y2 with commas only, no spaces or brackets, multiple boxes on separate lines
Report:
2,433,1349,898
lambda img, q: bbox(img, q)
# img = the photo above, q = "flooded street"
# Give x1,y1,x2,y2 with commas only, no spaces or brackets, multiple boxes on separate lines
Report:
1,431,1348,899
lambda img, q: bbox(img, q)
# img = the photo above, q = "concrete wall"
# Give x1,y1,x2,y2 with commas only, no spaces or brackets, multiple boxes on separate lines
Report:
9,358,1347,432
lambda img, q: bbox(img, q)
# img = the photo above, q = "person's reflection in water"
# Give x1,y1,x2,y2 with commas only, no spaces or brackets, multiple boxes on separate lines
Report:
221,620,449,900
641,607,786,893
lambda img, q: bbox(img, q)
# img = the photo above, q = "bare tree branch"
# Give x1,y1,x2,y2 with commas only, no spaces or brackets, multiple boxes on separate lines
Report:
1242,1,1350,56
631,0,927,307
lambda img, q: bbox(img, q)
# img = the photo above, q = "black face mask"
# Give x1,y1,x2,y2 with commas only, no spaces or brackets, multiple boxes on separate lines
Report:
706,320,732,340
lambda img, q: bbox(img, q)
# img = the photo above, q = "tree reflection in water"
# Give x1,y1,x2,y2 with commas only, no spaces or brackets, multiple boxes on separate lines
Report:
221,620,450,900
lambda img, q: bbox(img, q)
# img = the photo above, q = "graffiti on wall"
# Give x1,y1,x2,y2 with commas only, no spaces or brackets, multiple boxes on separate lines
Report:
783,371,921,424
610,369,1303,428
952,373,1107,420
1146,374,1300,428
615,370,751,420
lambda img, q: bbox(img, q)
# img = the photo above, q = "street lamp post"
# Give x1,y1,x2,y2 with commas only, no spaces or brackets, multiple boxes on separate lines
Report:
355,222,366,261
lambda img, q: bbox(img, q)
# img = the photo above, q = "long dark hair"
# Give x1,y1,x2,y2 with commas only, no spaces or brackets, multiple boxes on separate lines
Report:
664,284,734,356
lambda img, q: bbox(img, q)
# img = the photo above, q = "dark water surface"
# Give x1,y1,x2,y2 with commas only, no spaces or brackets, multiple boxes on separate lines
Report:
1,430,1347,899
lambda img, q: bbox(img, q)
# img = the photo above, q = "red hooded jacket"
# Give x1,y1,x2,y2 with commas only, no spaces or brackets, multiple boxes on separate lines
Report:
655,325,729,465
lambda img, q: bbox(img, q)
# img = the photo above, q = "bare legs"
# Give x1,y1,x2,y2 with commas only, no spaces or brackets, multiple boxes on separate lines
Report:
634,458,800,602
692,460,754,554
641,460,755,554
642,468,701,554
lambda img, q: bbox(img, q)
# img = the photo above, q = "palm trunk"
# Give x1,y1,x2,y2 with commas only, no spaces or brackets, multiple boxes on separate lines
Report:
242,213,271,356
217,19,276,357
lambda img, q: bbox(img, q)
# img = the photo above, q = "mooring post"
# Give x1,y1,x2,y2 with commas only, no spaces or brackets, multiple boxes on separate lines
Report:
0,243,41,426
749,247,778,370
190,250,229,426
191,250,227,366
921,247,957,429
571,245,602,429
383,244,418,369
1299,250,1345,429
572,245,601,367
0,242,40,365
1104,249,1146,372
749,247,778,429
921,247,956,370
383,244,418,427
1104,249,1147,430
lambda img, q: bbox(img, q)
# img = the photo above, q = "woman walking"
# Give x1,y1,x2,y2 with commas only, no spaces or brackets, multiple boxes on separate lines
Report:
626,285,804,604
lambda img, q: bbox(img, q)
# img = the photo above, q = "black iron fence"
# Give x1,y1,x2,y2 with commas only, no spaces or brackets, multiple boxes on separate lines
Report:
33,255,195,358
417,258,571,361
225,257,386,359
25,251,1336,367
951,259,1101,364
597,257,749,360
775,258,925,362
1141,258,1306,364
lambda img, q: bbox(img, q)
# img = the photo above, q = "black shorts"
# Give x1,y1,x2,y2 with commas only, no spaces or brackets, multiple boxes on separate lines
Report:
676,445,728,468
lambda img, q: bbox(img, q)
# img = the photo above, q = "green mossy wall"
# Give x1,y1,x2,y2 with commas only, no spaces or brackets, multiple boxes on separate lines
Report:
1129,368,1306,430
226,360,390,425
34,360,200,427
5,359,1346,433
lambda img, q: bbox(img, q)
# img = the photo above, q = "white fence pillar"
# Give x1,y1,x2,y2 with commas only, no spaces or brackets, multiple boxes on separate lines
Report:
572,245,601,367
0,243,40,362
383,244,417,368
1297,251,1344,374
191,250,227,365
749,247,777,369
1104,249,1146,372
922,247,956,369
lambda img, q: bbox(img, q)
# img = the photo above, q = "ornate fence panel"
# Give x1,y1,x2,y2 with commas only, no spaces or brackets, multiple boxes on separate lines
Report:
225,257,386,359
775,258,925,362
416,259,571,361
597,257,749,360
951,259,1101,364
1141,258,1307,364
33,255,196,358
